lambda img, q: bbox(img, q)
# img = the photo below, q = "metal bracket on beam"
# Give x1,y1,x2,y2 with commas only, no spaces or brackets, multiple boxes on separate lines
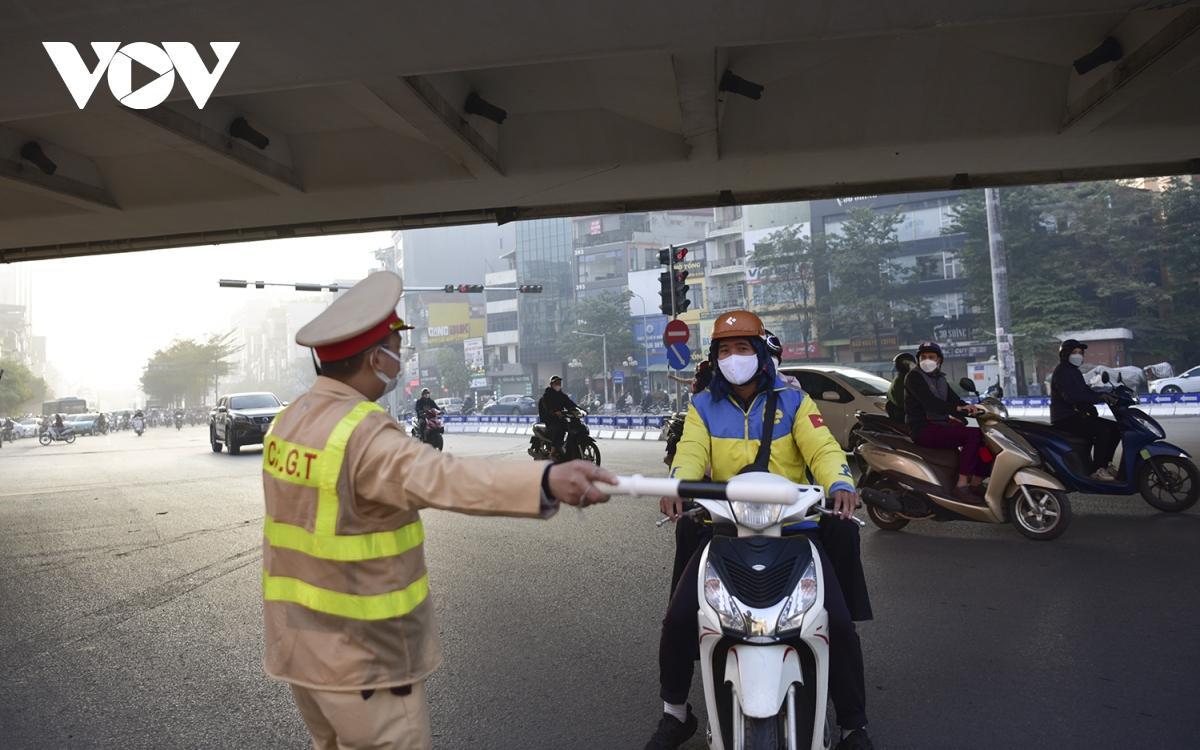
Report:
0,128,117,211
1062,9,1200,133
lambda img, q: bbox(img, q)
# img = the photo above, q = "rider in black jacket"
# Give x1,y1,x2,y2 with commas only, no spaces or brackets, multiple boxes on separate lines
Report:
538,376,578,458
414,389,438,438
1050,339,1120,480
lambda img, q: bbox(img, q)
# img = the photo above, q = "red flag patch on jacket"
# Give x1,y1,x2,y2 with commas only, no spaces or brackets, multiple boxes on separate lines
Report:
809,414,826,429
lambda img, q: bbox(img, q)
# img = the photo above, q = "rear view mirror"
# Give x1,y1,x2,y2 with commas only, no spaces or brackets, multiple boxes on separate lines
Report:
959,378,978,393
1101,372,1111,384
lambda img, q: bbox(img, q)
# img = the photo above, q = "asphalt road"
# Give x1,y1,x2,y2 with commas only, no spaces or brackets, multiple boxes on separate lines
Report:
1,421,1199,750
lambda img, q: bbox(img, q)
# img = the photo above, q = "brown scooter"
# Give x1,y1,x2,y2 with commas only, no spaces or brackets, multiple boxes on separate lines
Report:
854,394,1072,540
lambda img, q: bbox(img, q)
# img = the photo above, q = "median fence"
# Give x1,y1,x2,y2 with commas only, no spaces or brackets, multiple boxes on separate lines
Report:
973,392,1200,419
446,393,1199,443
443,414,670,441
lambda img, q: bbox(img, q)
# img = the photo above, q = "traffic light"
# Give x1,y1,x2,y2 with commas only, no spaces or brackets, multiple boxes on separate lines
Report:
658,271,673,315
518,284,543,293
456,284,484,293
443,284,456,293
657,246,689,266
673,270,691,314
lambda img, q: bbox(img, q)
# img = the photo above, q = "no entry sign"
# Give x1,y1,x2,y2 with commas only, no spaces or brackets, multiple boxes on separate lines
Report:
663,319,690,346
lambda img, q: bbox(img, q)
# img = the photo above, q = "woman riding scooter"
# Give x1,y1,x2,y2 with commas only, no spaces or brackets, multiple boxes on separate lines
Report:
905,342,986,501
1050,339,1121,481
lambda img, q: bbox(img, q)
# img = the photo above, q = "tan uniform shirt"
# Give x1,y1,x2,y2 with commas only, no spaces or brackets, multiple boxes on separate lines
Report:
264,376,550,690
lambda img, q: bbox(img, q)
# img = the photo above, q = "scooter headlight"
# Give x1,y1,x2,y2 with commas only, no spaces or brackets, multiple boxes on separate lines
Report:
728,502,785,531
1130,411,1165,439
776,560,819,633
704,560,747,633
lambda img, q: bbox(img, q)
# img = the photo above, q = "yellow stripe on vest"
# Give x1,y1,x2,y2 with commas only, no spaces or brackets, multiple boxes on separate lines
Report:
264,515,425,561
315,401,385,536
263,571,430,621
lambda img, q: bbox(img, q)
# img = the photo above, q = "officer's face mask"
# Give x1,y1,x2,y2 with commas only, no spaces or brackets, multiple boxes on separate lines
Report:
373,346,403,395
1069,353,1084,367
919,358,939,374
718,353,760,385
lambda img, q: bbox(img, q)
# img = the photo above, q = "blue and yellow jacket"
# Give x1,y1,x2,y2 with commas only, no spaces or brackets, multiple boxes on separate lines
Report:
670,377,855,512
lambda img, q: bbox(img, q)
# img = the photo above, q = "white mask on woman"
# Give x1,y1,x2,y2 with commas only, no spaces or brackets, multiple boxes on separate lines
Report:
919,359,939,374
1068,353,1084,367
718,354,759,385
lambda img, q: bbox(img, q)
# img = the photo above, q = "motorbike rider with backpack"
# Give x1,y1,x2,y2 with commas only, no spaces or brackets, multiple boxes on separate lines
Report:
646,310,874,750
537,376,578,459
1050,339,1121,481
887,352,917,423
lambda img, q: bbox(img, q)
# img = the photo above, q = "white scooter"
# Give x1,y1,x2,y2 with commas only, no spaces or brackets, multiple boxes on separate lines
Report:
600,473,857,750
132,416,145,437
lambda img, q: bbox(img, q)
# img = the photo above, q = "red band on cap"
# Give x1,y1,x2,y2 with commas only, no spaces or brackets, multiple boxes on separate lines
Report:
314,312,401,362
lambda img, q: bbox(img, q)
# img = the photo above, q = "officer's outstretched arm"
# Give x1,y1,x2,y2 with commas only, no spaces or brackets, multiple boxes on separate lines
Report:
353,416,546,517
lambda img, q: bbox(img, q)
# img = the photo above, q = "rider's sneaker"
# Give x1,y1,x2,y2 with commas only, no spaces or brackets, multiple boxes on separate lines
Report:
836,728,875,750
643,706,697,750
1090,467,1116,481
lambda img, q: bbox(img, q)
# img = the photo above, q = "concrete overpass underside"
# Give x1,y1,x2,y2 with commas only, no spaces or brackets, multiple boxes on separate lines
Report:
1,1,1199,261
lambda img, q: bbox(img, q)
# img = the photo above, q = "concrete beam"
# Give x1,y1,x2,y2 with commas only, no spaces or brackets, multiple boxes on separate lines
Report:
671,49,720,161
363,76,503,177
0,127,118,211
125,102,304,194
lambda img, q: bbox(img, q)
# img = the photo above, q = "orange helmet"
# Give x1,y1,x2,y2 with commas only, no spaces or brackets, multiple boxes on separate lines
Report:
710,310,765,341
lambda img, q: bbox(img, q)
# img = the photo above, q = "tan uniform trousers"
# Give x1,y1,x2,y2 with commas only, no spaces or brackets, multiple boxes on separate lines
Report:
290,682,432,750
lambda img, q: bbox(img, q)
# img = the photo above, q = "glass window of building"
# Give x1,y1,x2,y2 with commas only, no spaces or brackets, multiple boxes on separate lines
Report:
943,252,962,280
915,254,944,282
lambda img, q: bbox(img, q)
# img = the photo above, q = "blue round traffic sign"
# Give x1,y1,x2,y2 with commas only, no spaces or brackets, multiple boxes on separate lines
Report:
666,343,691,370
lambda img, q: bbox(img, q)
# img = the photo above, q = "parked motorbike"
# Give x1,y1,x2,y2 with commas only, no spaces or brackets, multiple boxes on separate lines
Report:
39,426,76,446
410,409,444,451
528,408,600,465
599,473,856,750
998,374,1198,512
855,396,1073,540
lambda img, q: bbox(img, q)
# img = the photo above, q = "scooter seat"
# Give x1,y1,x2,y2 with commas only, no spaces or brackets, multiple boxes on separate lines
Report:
871,433,961,470
1007,420,1092,455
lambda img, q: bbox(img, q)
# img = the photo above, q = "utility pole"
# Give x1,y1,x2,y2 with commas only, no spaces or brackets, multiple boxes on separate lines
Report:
985,188,1019,397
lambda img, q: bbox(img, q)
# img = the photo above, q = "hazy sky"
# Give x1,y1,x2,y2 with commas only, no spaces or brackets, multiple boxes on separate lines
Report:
26,231,393,405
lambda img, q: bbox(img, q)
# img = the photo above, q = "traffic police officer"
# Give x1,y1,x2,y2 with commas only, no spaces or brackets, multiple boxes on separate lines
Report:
262,271,615,750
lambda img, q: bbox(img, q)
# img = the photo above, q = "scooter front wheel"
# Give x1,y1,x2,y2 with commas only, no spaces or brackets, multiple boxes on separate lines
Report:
1138,456,1199,512
1008,488,1071,541
743,715,783,749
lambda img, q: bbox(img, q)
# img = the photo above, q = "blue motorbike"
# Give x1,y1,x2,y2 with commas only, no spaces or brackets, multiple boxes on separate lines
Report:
1000,379,1197,512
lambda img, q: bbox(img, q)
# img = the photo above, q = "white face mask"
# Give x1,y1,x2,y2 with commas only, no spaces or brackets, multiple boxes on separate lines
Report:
1068,353,1084,367
718,353,759,385
374,347,403,395
919,358,939,374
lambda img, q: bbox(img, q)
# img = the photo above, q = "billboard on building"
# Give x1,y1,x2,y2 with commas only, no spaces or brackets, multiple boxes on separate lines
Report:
427,303,485,344
463,337,484,372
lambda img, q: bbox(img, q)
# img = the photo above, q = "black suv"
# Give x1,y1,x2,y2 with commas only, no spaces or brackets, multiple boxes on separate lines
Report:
210,392,285,455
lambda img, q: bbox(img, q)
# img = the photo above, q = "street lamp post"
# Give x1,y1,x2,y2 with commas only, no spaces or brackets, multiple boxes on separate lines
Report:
628,291,652,392
571,331,609,407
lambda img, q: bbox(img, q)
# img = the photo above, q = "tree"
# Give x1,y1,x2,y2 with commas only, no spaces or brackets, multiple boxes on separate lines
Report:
435,347,472,398
140,331,243,407
748,224,823,349
822,209,918,360
561,291,638,379
949,180,1195,377
0,360,49,414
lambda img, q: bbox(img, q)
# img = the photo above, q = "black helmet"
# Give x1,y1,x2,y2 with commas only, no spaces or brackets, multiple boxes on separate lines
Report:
1059,339,1088,359
893,352,917,372
917,341,944,362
